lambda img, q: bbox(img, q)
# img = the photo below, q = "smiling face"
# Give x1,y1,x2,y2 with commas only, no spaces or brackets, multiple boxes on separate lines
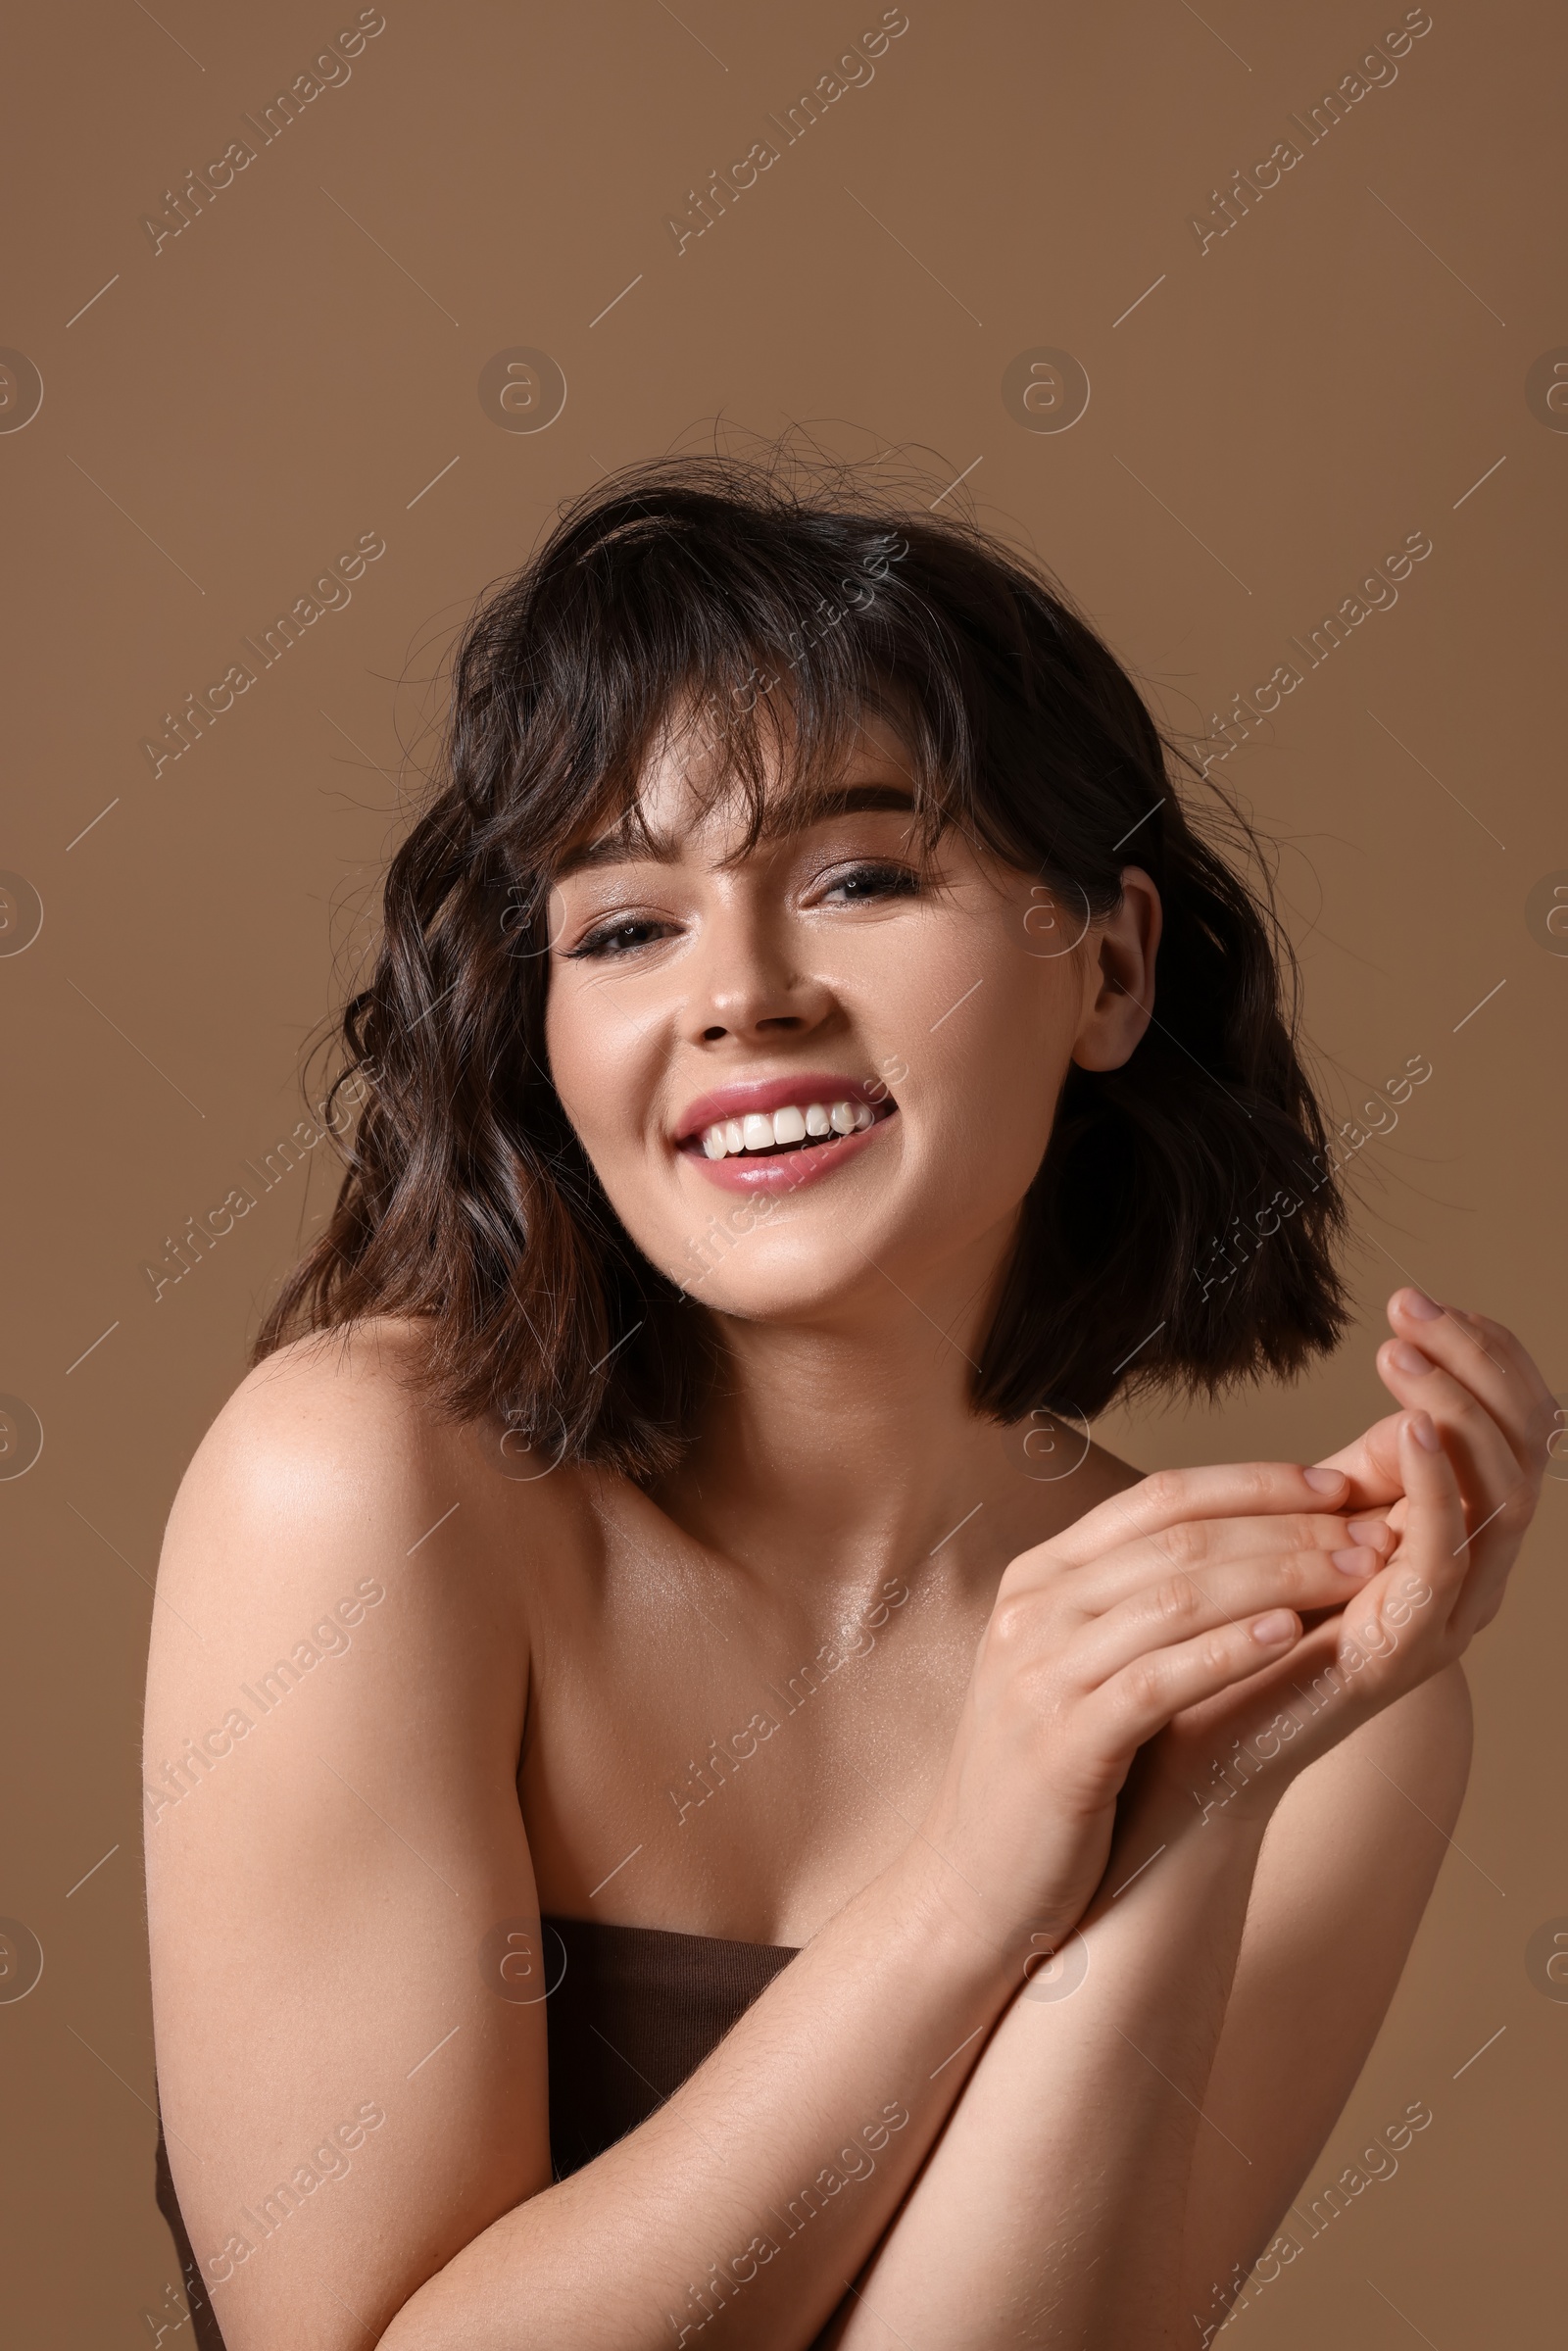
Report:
544,705,1158,1330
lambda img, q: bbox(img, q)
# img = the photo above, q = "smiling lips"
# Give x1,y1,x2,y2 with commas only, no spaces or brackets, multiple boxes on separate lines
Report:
701,1098,876,1157
674,1074,899,1192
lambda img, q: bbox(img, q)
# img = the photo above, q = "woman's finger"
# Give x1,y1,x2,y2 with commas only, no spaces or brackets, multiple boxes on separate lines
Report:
1149,1423,1486,1817
1315,1295,1553,1512
1385,1289,1556,1478
1082,1607,1305,1756
1018,1462,1351,1576
1314,1410,1407,1509
1179,1418,1466,1769
1066,1545,1380,1688
1345,1412,1469,1669
1061,1511,1394,1619
1375,1341,1535,1563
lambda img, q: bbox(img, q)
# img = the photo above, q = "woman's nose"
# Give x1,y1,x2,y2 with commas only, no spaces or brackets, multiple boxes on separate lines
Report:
684,902,830,1045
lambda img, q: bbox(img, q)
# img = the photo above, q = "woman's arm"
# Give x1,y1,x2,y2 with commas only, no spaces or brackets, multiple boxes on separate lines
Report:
147,1337,1355,2351
831,1293,1546,2347
835,1772,1277,2348
829,1668,1468,2350
1175,1662,1470,2337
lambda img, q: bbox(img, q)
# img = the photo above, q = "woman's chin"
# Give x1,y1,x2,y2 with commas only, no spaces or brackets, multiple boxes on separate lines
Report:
664,1229,903,1324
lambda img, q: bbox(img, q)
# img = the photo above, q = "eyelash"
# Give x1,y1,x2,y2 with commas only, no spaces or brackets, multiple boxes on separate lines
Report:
563,862,921,961
819,860,922,906
565,916,675,960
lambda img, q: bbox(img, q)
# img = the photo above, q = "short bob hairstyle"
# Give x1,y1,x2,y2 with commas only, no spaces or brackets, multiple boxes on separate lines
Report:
256,451,1348,1477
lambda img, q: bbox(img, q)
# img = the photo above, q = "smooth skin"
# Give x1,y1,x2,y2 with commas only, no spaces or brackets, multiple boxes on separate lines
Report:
144,710,1552,2348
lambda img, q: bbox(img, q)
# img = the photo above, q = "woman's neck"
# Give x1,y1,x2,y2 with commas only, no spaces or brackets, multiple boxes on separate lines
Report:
649,1230,1056,1602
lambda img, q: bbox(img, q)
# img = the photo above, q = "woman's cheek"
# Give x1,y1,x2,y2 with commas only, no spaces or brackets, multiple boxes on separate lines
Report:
922,1034,1062,1230
544,987,658,1189
898,925,1076,1153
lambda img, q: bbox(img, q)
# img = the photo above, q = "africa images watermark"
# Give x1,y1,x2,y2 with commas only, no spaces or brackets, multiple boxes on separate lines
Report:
665,1576,910,1828
1194,1052,1434,1304
1195,1569,1437,1832
139,531,387,780
665,2096,912,2342
139,11,389,255
1187,9,1434,257
664,8,910,256
139,2260,213,2346
731,532,911,714
1193,2094,1435,2342
1197,530,1434,776
139,1068,372,1303
203,2098,387,2287
143,1577,388,1827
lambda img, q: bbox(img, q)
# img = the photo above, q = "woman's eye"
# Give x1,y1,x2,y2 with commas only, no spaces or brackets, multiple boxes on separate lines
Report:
819,862,921,906
565,915,676,959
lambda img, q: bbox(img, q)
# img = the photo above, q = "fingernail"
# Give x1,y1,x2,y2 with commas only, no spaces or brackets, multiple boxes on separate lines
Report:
1252,1610,1299,1644
1347,1517,1391,1548
1408,1411,1442,1452
1302,1466,1345,1493
1332,1546,1377,1576
1390,1342,1433,1376
1402,1289,1443,1320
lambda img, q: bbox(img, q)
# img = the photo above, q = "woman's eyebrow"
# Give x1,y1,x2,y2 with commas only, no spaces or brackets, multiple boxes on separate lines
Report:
554,821,670,877
808,781,915,814
769,780,917,831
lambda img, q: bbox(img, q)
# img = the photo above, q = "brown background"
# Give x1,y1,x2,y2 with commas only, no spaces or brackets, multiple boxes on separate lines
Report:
2,0,1564,2340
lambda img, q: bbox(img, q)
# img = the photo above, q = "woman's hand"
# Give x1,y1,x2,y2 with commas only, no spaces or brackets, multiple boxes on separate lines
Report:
1122,1291,1551,1840
1317,1289,1553,1630
913,1460,1381,1958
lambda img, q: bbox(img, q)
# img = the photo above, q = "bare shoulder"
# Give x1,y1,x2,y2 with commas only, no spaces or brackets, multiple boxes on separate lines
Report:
155,1315,586,1628
164,1316,474,1550
144,1317,599,1836
145,1316,528,1804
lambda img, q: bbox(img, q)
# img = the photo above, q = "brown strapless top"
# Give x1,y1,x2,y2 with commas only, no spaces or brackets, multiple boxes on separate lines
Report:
156,1915,849,2348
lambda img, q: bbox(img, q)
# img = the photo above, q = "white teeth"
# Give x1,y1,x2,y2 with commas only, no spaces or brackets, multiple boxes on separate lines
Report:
696,1097,885,1157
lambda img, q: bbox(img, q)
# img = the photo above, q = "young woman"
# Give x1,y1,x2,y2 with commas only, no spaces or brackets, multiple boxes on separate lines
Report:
144,458,1549,2350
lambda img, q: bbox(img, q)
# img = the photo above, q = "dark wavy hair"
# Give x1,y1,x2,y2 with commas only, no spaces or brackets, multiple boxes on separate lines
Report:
255,450,1348,1478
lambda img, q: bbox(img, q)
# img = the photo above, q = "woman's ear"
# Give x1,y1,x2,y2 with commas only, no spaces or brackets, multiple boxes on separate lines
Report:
1070,866,1161,1071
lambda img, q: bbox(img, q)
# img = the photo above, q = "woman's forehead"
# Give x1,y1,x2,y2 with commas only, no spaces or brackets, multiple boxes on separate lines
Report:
645,702,908,815
559,705,922,873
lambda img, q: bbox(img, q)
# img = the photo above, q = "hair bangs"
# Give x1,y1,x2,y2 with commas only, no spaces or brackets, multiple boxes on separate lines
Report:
505,482,957,908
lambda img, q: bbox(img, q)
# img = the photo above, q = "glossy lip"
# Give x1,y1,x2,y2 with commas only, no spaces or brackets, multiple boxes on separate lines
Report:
672,1070,894,1147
